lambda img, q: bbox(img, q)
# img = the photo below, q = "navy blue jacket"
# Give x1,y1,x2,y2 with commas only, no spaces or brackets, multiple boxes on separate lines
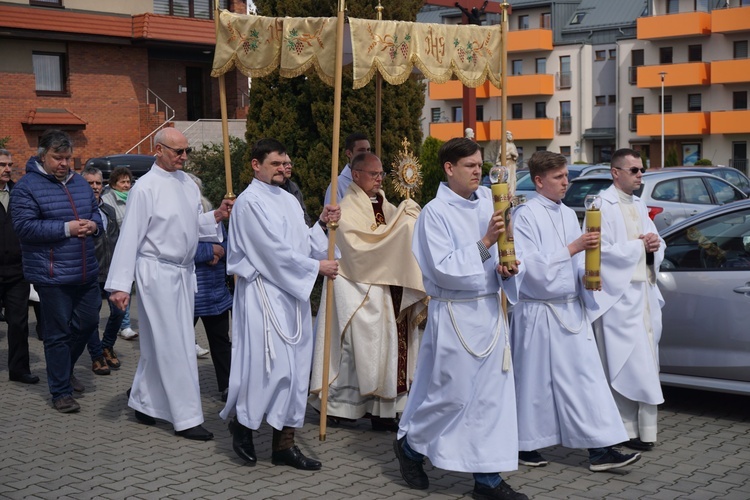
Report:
194,225,232,317
10,157,102,286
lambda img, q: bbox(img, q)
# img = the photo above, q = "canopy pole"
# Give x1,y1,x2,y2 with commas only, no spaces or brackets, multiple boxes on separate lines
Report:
320,0,346,442
500,2,509,188
375,1,384,158
215,3,235,200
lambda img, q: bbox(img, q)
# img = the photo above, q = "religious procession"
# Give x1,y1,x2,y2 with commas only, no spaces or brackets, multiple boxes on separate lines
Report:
1,2,683,500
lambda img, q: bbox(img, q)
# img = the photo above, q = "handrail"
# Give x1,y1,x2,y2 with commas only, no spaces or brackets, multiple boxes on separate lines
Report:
126,89,175,154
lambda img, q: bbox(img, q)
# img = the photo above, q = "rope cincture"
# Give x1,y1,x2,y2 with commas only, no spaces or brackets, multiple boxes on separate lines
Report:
257,276,302,375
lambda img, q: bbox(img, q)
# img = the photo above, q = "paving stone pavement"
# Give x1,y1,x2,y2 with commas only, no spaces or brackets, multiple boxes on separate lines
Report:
1,302,749,499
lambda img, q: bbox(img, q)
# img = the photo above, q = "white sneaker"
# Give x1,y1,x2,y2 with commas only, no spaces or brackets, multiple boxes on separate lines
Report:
119,328,139,340
195,344,210,358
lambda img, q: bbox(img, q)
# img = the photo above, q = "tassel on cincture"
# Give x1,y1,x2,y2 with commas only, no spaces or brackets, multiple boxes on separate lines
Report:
502,344,511,372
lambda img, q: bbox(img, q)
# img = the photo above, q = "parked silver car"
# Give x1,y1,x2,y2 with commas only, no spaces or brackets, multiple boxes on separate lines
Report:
562,170,747,228
658,199,750,395
668,166,750,196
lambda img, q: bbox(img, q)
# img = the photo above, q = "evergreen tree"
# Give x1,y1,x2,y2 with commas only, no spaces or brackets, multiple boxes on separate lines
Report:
245,0,426,216
419,136,444,204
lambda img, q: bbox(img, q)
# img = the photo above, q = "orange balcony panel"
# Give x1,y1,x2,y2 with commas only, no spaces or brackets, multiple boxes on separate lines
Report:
637,63,710,88
711,110,750,134
507,74,554,96
637,113,710,137
429,81,464,100
712,59,750,84
429,122,466,142
712,6,750,33
637,12,711,40
508,29,553,53
481,119,554,141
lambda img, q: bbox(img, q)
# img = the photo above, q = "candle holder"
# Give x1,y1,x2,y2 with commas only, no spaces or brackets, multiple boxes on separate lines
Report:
584,194,602,290
489,166,516,266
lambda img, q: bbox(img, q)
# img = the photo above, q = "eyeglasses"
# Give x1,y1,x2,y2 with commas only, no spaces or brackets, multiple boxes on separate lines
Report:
355,170,386,179
0,162,13,167
282,161,293,167
614,166,646,175
159,143,193,156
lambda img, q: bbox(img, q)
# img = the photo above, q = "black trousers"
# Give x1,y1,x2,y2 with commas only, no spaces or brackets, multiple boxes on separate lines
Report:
194,310,231,392
1,277,31,377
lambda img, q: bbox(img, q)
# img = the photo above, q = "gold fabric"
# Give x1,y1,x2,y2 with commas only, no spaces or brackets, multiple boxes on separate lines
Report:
212,11,504,91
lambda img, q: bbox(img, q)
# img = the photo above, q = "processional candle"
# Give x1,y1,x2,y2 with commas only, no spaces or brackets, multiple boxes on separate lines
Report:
584,194,602,290
488,166,516,266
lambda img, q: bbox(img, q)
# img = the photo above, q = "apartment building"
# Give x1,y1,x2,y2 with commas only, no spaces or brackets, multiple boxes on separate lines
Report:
621,0,750,170
422,0,750,172
0,0,248,179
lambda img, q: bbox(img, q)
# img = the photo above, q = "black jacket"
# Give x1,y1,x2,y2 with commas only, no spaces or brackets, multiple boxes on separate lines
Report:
94,201,119,283
0,181,24,283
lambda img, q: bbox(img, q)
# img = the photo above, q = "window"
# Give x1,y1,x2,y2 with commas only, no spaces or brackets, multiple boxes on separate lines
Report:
452,106,463,122
431,108,441,123
706,177,744,205
512,60,523,75
535,102,546,118
536,58,546,74
631,50,644,67
536,146,547,152
630,97,644,131
559,101,572,134
688,94,702,112
595,96,606,106
476,105,484,122
608,95,617,105
30,0,62,5
560,146,572,163
559,56,572,89
518,15,529,30
660,47,673,64
695,0,709,12
595,50,606,61
512,103,523,119
609,49,617,60
571,12,586,24
688,45,702,62
153,0,226,19
659,95,673,113
540,12,551,29
734,91,748,110
652,180,681,202
667,0,679,14
32,52,66,93
682,177,711,204
734,41,748,59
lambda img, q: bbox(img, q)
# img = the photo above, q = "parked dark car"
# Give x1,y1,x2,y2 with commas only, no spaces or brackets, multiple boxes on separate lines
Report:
667,166,750,196
85,154,155,181
658,199,750,395
514,164,611,200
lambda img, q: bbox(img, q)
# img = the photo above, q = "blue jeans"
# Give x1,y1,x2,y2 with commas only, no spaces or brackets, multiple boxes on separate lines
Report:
36,281,102,400
401,437,503,487
100,285,125,349
120,302,132,330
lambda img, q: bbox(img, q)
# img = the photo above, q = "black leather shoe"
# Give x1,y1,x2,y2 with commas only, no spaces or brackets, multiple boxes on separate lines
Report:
228,418,256,465
9,373,40,385
393,437,429,490
621,438,655,451
271,446,322,470
134,410,156,426
175,425,214,441
472,481,528,500
371,416,399,432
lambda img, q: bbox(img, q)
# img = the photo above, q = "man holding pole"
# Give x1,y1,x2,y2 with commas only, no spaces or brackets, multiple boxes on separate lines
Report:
590,148,665,452
393,137,526,500
510,151,640,471
220,138,340,470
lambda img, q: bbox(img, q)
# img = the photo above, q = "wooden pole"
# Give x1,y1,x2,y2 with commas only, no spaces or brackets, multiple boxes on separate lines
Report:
375,1,383,158
215,3,235,200
319,0,346,442
500,3,509,190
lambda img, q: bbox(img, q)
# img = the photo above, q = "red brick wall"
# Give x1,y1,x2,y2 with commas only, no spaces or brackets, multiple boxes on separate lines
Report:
0,43,149,181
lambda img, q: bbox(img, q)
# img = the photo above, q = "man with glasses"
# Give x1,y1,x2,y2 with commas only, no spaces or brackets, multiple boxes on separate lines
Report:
10,130,102,412
588,148,665,452
1,149,40,387
106,127,232,440
310,152,426,432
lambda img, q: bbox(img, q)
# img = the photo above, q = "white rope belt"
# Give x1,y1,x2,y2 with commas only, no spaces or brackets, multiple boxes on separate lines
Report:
518,295,586,334
432,293,511,371
256,276,302,375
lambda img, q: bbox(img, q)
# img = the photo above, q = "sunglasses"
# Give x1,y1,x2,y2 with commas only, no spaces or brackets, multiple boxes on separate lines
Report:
614,166,646,175
0,162,13,167
159,143,193,156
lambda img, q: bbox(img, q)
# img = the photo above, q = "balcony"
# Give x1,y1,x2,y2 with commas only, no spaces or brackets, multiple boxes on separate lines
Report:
429,119,554,142
557,116,572,134
712,5,750,33
557,71,572,89
637,63,710,88
628,66,639,85
637,11,711,40
711,110,750,134
712,59,750,84
428,74,555,100
507,29,553,53
637,112,710,136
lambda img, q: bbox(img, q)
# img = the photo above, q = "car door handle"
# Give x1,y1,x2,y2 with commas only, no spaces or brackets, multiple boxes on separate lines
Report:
733,283,750,295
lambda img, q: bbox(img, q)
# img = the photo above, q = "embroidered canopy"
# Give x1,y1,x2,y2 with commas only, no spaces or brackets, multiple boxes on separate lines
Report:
211,10,503,89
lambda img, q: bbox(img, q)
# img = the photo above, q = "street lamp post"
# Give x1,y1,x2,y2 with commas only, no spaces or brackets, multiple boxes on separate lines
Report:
660,72,666,168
